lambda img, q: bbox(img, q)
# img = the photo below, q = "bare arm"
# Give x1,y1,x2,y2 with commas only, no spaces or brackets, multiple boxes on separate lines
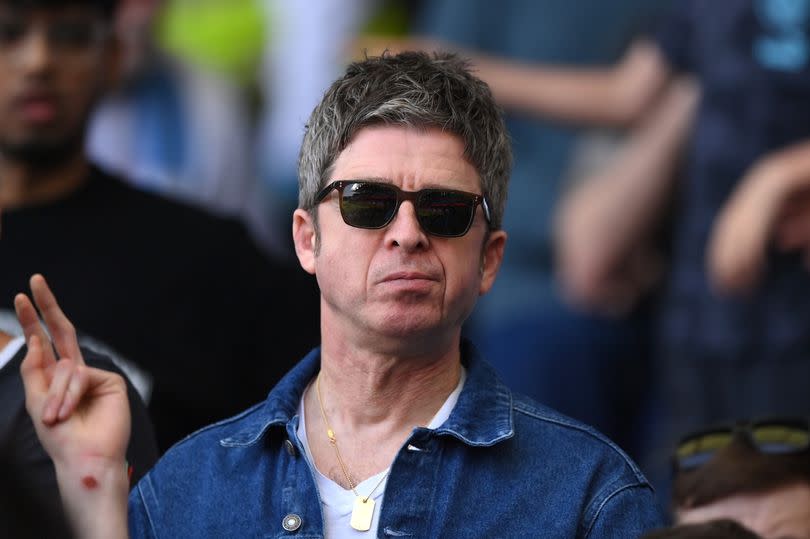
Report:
16,275,130,539
355,37,673,127
555,77,699,314
471,39,672,126
708,139,810,294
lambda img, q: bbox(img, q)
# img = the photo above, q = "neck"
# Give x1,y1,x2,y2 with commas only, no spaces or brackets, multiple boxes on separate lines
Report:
0,153,90,209
305,335,463,486
317,334,462,430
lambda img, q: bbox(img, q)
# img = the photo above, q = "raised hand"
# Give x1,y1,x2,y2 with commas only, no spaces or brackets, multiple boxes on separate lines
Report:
16,274,130,538
16,274,131,463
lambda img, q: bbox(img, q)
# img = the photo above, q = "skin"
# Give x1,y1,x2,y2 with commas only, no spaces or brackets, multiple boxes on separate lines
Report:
555,77,699,315
708,139,810,294
677,483,810,539
293,125,506,485
0,3,119,208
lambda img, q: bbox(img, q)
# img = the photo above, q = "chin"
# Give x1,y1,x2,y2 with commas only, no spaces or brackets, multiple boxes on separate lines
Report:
0,135,82,167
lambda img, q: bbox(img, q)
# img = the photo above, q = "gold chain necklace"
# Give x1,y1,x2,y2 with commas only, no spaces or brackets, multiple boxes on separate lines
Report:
315,374,390,532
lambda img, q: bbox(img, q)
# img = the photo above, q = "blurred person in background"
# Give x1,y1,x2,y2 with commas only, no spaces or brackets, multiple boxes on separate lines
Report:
0,0,320,450
662,418,810,538
543,0,810,500
87,0,262,249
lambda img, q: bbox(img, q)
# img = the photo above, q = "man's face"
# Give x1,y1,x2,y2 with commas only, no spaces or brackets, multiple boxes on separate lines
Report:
677,482,810,539
0,3,116,164
294,125,506,352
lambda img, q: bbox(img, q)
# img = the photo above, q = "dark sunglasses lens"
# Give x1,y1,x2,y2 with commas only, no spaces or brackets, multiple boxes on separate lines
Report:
675,432,735,471
417,190,476,237
339,182,398,228
751,424,810,454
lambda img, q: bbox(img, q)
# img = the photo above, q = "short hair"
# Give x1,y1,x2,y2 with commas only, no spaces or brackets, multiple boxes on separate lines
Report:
641,520,763,539
4,0,119,18
298,50,512,230
672,434,810,510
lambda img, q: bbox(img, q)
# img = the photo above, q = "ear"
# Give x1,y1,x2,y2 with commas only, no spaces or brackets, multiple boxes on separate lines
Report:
293,208,317,275
479,230,507,295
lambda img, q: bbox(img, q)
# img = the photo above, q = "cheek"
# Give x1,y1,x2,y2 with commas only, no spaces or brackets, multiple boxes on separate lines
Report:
443,251,482,303
315,235,372,297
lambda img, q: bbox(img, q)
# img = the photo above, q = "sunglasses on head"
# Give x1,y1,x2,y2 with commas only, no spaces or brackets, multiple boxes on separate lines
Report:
314,180,491,238
674,418,810,472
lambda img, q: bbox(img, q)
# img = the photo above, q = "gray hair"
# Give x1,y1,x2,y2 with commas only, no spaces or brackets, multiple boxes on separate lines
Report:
298,51,511,230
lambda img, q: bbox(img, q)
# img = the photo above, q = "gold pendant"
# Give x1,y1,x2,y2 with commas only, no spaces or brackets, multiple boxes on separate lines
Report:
350,496,375,531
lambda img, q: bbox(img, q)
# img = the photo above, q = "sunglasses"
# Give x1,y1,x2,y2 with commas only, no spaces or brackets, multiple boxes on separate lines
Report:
315,180,491,238
674,418,810,472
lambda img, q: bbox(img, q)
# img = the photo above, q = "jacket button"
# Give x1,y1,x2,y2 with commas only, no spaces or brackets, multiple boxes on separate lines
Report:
284,439,297,456
282,513,302,531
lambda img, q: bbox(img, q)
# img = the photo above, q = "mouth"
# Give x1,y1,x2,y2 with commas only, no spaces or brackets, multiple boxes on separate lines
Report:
15,94,60,124
377,270,440,296
380,271,439,283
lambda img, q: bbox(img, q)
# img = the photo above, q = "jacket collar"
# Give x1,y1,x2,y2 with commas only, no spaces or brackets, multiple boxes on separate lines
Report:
220,340,514,447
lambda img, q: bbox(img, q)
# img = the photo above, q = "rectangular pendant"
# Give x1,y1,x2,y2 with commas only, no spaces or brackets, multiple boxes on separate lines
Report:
350,496,375,532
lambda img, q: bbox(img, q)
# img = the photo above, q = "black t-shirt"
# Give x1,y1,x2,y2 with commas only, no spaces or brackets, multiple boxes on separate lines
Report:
0,166,320,449
0,344,159,538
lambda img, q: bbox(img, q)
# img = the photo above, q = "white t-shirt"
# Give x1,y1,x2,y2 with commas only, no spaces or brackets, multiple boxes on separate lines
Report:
297,367,467,539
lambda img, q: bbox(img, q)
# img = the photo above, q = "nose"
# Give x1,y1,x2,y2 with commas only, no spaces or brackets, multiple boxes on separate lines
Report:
384,200,429,252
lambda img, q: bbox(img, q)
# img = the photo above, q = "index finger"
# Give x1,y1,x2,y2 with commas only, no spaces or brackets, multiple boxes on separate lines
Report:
14,292,57,366
29,274,83,365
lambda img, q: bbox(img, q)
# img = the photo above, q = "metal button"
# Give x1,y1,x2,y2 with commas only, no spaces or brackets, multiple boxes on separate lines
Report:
282,513,302,532
284,439,296,456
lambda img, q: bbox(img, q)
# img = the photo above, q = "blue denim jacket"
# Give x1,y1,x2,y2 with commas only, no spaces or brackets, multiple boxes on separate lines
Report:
129,342,664,537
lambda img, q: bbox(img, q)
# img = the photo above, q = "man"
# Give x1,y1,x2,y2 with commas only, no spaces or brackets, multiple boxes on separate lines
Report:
0,0,319,449
663,420,810,539
21,52,664,537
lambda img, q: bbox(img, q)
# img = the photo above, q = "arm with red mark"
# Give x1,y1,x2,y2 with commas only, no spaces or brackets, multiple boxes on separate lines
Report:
16,275,130,539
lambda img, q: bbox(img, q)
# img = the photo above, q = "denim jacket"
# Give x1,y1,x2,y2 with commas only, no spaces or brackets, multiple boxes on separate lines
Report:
129,342,664,538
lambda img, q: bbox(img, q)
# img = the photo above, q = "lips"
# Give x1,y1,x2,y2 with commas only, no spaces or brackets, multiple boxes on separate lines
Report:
379,271,439,283
15,93,59,123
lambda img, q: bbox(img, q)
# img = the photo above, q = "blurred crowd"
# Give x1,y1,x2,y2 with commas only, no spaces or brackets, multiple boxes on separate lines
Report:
2,0,810,537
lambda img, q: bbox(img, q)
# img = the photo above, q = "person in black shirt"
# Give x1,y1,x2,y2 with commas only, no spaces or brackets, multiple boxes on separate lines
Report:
0,0,319,449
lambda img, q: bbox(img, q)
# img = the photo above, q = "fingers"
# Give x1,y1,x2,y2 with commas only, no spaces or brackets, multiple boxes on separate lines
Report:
14,292,56,365
20,335,50,415
29,274,83,365
42,358,88,424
